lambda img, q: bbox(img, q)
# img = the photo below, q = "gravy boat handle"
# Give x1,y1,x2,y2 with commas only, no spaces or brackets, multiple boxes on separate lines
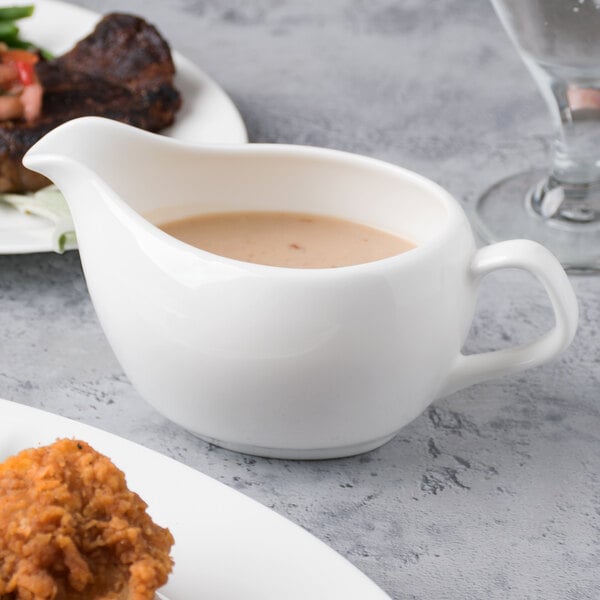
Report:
438,239,578,397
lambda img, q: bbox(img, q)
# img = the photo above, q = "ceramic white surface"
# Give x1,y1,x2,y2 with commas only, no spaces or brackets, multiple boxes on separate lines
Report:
23,117,579,459
0,398,391,599
0,0,247,255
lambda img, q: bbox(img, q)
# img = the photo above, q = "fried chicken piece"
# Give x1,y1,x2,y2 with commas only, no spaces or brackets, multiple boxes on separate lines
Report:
0,439,174,600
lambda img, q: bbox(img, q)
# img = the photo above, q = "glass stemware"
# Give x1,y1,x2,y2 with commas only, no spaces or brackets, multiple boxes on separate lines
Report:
475,0,600,271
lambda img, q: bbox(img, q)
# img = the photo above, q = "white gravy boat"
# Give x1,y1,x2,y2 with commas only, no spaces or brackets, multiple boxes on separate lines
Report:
24,117,578,459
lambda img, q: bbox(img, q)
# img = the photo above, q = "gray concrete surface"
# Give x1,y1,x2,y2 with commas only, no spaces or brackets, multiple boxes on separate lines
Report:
1,1,599,598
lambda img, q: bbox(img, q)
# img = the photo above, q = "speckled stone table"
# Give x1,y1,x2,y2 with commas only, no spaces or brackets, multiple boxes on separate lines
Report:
1,1,599,599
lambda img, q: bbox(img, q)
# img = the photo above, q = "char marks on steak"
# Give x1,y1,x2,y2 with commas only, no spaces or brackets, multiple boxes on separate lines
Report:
0,13,181,193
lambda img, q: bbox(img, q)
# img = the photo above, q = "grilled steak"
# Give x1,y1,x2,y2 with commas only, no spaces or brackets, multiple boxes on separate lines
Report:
0,13,181,193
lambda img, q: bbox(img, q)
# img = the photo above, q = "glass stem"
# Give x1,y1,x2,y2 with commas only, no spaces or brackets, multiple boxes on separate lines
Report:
531,77,600,222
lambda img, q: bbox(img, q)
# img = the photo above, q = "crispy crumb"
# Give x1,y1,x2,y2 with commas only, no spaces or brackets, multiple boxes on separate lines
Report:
0,439,174,600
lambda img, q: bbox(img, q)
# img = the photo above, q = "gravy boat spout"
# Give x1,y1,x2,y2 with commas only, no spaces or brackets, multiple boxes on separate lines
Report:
23,116,194,232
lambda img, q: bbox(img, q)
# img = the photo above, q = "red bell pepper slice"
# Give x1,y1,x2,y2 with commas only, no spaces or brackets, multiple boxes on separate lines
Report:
15,60,35,86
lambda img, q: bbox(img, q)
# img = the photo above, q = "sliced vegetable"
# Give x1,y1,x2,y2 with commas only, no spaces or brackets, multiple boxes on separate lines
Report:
0,5,34,20
20,78,42,120
0,94,23,120
38,47,53,60
14,59,34,84
0,21,18,39
0,186,75,253
4,36,54,60
0,43,42,122
4,47,38,62
0,6,53,59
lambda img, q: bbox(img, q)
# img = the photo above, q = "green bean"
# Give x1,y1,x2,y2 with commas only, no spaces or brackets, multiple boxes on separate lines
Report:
38,47,52,60
0,6,53,60
0,6,34,21
1,35,54,59
0,21,19,40
2,35,26,47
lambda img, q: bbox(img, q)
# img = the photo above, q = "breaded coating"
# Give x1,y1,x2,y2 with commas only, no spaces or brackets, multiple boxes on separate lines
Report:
0,439,174,600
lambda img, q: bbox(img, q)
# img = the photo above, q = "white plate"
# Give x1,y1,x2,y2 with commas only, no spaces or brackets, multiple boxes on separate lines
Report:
0,0,248,255
0,399,391,600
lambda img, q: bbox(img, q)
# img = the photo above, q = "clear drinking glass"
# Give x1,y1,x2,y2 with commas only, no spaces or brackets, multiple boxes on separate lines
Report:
475,0,600,270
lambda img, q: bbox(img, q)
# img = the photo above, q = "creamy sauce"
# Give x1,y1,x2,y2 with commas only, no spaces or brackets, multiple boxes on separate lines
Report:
159,211,415,268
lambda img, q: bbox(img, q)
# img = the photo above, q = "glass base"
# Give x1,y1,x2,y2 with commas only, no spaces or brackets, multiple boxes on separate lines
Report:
474,169,600,272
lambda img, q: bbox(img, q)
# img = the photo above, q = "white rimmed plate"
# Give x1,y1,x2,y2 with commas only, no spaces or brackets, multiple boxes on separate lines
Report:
0,399,392,600
0,0,248,254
